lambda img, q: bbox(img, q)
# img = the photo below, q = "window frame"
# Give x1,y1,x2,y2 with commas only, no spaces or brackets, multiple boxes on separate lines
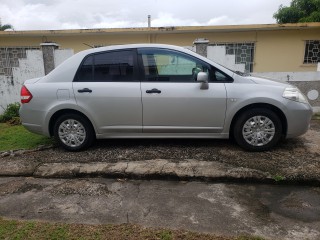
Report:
137,47,233,83
73,49,139,82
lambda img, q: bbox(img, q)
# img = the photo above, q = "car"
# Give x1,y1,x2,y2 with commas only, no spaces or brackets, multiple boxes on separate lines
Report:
19,44,313,152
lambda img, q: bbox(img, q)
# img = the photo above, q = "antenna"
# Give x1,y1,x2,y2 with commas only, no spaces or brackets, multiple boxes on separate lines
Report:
83,43,94,48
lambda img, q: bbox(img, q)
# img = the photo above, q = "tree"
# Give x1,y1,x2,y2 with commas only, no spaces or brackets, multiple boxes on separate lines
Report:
0,18,14,31
0,24,13,31
273,0,320,23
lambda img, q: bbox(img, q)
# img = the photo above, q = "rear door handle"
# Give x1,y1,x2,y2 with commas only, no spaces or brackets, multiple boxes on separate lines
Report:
146,88,161,94
78,88,92,93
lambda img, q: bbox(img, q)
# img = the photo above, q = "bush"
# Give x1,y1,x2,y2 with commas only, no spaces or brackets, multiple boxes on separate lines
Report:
0,102,20,123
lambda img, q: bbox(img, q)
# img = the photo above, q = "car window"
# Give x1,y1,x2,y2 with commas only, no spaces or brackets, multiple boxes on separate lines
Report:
75,50,135,82
215,70,232,82
77,56,93,82
138,48,211,82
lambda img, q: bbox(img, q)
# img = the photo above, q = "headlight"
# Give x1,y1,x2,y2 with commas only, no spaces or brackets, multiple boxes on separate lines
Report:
282,87,308,103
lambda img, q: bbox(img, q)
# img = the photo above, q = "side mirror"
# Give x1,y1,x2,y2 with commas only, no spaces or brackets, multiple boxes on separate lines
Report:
197,72,208,82
197,72,209,90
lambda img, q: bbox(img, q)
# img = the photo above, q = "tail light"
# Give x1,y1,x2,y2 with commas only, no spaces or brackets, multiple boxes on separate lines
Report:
20,85,33,104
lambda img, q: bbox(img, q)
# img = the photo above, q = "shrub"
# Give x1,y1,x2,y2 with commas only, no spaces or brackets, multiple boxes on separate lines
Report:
0,102,20,123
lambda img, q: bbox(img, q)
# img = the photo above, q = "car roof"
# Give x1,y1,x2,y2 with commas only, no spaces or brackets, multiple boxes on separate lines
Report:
80,43,187,55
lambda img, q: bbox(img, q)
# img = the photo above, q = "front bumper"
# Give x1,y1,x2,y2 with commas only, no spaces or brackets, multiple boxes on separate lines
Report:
285,101,313,138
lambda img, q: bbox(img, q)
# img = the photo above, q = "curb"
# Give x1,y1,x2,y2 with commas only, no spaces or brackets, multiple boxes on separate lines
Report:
1,159,320,185
0,159,273,182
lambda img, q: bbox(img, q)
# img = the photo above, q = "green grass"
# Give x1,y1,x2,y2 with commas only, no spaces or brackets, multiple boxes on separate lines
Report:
0,123,53,151
313,113,320,120
272,175,286,182
0,218,264,240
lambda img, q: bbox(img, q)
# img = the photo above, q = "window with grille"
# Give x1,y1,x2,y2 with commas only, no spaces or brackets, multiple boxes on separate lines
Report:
304,40,320,64
210,42,255,72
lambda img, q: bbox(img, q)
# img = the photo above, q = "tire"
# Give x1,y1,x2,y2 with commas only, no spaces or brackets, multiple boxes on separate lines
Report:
233,108,282,151
54,113,95,151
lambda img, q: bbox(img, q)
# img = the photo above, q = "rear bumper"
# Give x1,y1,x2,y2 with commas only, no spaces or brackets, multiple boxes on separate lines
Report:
21,122,43,135
20,106,50,137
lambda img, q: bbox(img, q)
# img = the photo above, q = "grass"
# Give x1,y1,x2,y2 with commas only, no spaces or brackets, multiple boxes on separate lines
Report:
272,175,286,182
0,218,264,240
0,123,53,151
313,113,320,120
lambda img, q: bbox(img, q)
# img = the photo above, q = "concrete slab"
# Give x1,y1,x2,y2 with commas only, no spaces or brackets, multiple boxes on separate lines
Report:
0,177,319,240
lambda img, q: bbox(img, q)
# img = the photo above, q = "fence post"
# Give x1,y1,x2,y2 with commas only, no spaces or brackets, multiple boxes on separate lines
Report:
40,42,59,75
193,38,209,57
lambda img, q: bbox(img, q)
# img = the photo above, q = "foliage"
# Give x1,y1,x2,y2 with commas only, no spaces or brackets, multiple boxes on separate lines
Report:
0,218,265,240
273,0,320,23
0,123,53,151
0,102,20,123
0,21,13,31
273,175,286,182
158,230,173,240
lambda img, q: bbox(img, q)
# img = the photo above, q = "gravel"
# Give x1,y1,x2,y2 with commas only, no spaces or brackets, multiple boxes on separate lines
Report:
2,120,319,181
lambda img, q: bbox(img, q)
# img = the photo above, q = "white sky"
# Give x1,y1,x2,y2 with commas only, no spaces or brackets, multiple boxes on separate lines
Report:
0,0,292,30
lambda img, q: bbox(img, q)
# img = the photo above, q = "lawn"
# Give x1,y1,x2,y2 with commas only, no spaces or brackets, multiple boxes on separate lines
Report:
0,218,263,240
0,123,53,151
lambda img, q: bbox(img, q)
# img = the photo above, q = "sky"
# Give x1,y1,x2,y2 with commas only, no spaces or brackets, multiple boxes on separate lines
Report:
0,0,292,30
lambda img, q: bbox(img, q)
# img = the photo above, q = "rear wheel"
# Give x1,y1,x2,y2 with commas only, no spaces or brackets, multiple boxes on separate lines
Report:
54,114,95,151
233,108,282,151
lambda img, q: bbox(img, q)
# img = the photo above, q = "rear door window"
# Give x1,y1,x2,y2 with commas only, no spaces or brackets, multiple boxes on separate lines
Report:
75,50,137,82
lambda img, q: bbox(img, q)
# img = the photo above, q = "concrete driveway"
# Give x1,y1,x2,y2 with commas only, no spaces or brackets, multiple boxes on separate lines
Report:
0,177,319,240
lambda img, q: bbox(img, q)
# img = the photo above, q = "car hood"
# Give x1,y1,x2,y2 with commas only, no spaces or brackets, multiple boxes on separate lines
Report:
246,76,290,87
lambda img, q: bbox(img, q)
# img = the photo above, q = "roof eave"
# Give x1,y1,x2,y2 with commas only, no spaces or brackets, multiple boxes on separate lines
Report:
1,22,320,37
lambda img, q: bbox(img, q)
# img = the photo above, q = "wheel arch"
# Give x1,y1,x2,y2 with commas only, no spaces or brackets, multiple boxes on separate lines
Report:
48,109,96,137
229,103,288,139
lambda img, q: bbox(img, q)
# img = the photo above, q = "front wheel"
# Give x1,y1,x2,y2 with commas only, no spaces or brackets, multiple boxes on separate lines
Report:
54,114,95,151
233,108,283,151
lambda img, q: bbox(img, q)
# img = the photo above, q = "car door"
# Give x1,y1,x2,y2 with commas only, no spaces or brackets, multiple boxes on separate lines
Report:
73,49,142,134
139,48,228,133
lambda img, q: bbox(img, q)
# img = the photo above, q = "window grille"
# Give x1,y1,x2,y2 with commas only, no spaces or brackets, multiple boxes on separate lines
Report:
304,40,320,64
209,42,255,72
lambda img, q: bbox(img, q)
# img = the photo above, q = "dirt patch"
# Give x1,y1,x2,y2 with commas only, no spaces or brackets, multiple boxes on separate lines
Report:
0,179,43,195
51,179,110,196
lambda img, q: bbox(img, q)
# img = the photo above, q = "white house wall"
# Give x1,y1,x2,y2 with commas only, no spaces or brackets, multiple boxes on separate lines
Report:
0,50,44,113
0,49,72,114
54,49,74,67
207,46,245,72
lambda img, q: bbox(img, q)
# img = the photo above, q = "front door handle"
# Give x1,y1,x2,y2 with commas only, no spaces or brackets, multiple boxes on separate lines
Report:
78,88,92,93
146,88,161,94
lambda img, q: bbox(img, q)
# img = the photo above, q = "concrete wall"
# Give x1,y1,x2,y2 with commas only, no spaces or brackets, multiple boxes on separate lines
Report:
0,48,73,114
0,50,44,113
207,46,245,72
54,49,74,67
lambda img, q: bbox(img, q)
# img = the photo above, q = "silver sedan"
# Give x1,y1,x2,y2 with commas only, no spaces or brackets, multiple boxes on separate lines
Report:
19,44,313,151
